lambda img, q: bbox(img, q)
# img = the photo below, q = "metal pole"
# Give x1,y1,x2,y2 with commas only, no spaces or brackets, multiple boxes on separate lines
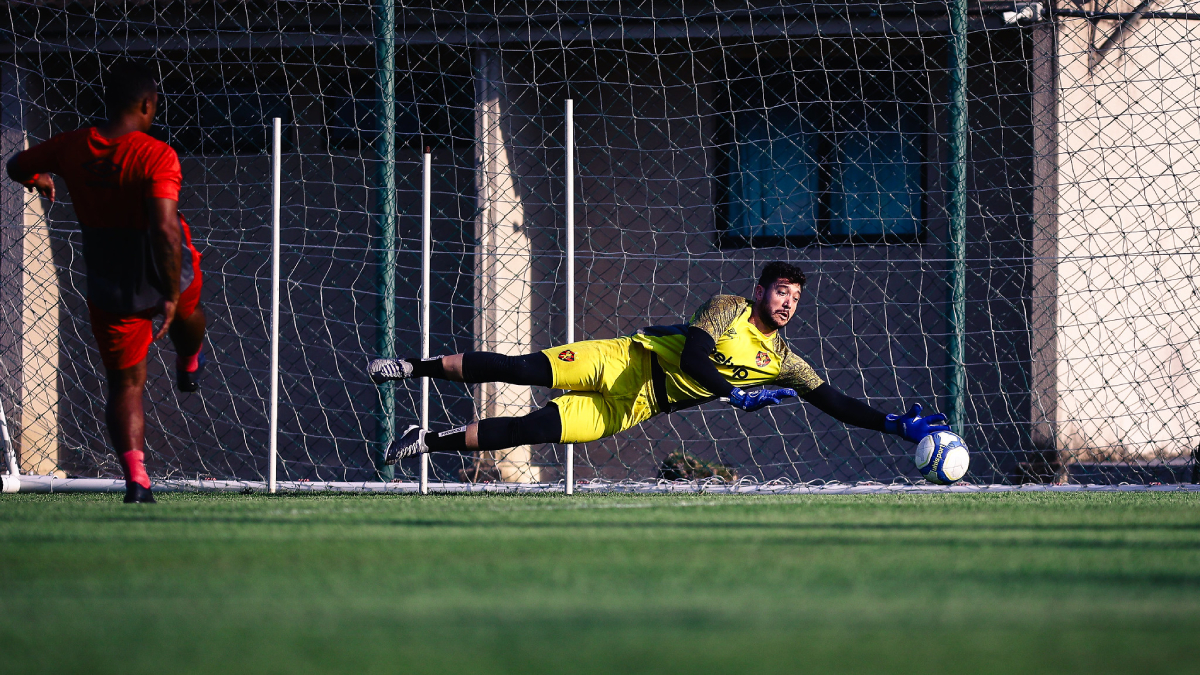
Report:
421,148,431,495
947,0,968,432
0,395,18,476
269,117,282,494
374,0,397,479
564,99,575,495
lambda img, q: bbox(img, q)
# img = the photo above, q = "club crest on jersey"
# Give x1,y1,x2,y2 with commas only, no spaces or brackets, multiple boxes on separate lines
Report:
83,158,122,178
756,351,771,367
557,350,576,362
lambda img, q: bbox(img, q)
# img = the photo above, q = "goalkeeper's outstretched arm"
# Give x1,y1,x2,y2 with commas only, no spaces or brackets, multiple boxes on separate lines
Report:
679,325,947,441
801,384,950,443
800,384,887,430
682,329,889,430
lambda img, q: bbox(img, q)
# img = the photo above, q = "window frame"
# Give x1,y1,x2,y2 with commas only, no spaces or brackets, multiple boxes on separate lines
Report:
714,57,933,248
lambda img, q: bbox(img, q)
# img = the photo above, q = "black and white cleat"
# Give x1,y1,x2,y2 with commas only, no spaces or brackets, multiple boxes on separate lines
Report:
385,425,428,465
367,358,414,384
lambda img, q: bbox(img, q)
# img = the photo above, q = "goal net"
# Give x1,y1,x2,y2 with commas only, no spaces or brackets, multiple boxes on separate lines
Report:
1,0,1197,488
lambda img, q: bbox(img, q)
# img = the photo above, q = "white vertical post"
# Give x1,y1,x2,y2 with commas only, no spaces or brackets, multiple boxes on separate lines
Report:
564,99,575,495
268,118,282,494
0,397,18,476
420,148,432,495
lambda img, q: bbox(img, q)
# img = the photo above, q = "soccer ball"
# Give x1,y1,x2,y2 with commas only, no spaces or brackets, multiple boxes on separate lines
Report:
915,431,970,485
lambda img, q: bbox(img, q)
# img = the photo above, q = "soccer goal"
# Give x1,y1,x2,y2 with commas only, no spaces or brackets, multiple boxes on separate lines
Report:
1,1,1198,492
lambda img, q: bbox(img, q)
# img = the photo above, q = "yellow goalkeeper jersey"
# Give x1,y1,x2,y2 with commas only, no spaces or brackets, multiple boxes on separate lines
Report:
630,294,824,407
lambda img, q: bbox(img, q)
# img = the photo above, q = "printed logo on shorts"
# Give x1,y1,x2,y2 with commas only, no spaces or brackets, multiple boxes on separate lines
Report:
558,350,576,362
756,351,771,367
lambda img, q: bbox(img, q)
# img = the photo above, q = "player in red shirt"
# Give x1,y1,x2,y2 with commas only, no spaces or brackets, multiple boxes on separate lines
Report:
6,61,206,503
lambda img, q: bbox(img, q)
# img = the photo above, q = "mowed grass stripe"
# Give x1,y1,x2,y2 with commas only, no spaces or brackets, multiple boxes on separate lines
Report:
1,492,1196,674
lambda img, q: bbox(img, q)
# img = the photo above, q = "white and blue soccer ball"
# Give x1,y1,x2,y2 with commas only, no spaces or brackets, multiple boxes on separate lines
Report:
915,431,970,485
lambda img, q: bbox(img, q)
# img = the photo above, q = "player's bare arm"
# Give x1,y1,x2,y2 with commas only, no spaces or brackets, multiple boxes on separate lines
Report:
147,196,182,340
5,157,56,201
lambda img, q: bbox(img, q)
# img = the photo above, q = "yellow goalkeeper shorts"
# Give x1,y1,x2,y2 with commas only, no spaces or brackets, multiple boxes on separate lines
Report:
542,337,661,443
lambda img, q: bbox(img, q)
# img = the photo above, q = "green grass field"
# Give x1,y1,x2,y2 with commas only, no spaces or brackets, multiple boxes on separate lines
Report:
2,491,1197,674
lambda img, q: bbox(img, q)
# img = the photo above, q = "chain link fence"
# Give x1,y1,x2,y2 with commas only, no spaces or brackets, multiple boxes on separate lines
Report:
0,0,1197,487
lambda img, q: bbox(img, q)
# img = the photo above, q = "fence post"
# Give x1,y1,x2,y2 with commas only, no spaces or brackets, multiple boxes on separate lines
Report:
946,0,968,433
421,148,431,495
1,394,17,477
374,0,397,480
269,117,281,494
565,99,575,495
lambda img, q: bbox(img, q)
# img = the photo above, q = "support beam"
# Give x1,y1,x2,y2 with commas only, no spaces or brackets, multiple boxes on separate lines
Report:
18,185,56,476
473,48,539,483
0,62,59,478
1027,21,1062,483
0,14,1010,55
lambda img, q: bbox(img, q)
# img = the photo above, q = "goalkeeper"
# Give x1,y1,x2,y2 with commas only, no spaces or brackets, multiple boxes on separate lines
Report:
369,261,948,464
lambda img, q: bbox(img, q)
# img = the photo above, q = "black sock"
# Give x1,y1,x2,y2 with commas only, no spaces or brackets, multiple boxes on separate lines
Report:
476,404,563,451
408,356,446,379
460,351,553,386
425,405,563,454
426,426,468,452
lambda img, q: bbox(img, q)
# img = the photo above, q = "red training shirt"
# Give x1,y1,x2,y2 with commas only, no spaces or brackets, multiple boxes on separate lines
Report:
15,128,198,315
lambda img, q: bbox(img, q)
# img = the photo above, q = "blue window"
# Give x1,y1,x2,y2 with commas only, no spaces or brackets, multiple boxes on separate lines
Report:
721,65,927,245
728,104,822,238
828,97,925,238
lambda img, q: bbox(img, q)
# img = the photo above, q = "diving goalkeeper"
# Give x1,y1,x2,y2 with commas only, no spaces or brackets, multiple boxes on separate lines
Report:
368,262,948,463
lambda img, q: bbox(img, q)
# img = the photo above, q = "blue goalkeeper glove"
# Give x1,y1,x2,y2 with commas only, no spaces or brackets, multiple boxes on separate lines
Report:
726,386,798,412
884,403,950,443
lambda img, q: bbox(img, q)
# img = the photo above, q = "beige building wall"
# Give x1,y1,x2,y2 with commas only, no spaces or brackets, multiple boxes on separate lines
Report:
1030,21,1062,480
1055,3,1200,461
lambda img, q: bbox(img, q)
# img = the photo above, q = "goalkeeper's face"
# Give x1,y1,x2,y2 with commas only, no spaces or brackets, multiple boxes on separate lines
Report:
753,280,802,331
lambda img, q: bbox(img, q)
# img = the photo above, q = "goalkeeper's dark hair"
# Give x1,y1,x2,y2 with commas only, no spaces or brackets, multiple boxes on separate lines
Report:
758,261,807,290
103,60,158,115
